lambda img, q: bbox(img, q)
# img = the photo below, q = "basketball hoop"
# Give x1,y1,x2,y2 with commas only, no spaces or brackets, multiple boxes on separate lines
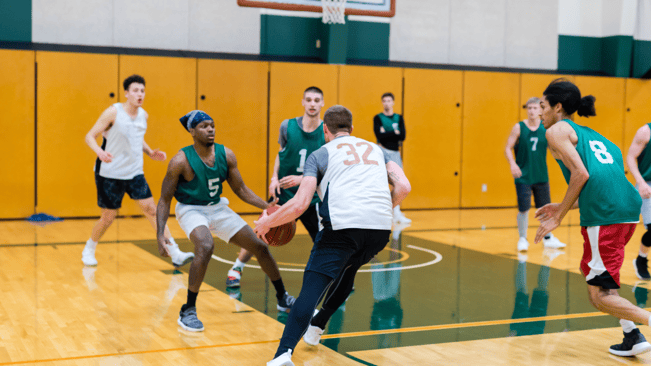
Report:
322,0,347,24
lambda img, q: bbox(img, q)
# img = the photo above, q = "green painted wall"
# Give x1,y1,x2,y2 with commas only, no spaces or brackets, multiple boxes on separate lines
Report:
260,14,389,64
633,40,651,78
558,35,603,74
0,0,31,42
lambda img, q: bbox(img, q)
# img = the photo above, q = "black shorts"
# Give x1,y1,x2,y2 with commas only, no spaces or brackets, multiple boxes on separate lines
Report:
305,228,391,279
95,173,153,209
515,182,551,212
298,204,320,242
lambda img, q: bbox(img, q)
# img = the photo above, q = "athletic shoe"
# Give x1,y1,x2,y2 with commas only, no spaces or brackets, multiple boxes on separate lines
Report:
177,306,204,332
277,292,296,312
303,325,324,346
609,329,651,356
267,349,294,366
82,246,98,266
543,236,566,249
517,237,529,252
635,257,651,280
169,245,194,268
393,211,412,224
226,266,243,288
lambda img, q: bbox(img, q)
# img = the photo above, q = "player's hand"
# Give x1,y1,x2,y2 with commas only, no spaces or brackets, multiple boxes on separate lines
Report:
267,196,279,209
534,203,561,243
269,177,281,198
639,182,651,199
254,213,270,245
279,175,302,189
150,149,167,161
98,151,114,163
157,235,171,257
510,164,522,179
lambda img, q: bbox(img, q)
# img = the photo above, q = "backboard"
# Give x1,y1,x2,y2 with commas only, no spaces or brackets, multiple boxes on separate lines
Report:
237,0,395,17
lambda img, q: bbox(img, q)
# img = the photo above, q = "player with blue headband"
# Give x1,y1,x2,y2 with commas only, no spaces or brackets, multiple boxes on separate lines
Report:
156,110,295,332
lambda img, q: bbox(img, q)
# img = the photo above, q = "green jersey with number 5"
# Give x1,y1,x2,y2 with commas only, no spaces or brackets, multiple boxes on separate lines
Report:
278,118,325,205
555,119,641,227
174,144,228,206
514,121,548,185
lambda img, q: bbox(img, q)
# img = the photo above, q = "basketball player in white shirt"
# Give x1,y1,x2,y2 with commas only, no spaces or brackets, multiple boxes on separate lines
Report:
255,105,411,366
83,74,193,267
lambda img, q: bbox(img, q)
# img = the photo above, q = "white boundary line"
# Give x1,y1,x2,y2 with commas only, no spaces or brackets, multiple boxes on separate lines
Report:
211,244,442,273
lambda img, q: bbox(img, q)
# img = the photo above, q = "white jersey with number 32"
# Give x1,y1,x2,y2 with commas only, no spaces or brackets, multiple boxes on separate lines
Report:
318,136,393,231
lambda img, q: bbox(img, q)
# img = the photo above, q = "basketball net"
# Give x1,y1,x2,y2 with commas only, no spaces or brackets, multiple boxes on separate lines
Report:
322,0,347,24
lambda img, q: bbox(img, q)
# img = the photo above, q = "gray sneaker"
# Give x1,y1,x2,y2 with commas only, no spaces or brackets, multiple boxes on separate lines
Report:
277,292,296,312
177,306,204,332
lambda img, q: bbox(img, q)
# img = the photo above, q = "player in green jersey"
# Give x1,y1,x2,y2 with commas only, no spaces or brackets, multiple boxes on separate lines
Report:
536,79,651,357
626,123,651,280
156,110,295,332
505,97,565,252
225,87,325,290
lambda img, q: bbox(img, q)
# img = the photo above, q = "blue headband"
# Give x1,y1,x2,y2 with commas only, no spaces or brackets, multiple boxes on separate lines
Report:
179,110,212,131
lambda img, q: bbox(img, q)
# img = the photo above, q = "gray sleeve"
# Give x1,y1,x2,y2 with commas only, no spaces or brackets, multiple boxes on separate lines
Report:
303,147,329,184
278,120,289,148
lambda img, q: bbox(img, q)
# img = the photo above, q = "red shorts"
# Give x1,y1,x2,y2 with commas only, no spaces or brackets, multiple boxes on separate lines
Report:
580,223,636,289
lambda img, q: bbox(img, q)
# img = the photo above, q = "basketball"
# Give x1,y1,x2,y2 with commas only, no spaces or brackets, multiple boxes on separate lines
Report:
261,205,296,246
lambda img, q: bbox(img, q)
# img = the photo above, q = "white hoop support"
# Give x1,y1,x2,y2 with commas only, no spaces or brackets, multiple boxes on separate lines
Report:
322,0,347,24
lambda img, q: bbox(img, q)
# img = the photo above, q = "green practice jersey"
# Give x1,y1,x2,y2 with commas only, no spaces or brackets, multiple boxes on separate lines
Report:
514,121,549,185
174,144,228,206
637,123,651,182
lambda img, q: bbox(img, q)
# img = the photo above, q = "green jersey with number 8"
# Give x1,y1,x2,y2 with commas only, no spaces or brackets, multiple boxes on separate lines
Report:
555,119,641,227
278,118,325,205
514,121,548,185
174,144,228,206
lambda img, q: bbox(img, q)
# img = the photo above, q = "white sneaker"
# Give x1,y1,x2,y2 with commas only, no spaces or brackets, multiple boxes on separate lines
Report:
169,244,194,267
543,236,566,249
82,246,98,266
267,349,294,366
303,325,324,346
393,212,412,224
517,237,529,252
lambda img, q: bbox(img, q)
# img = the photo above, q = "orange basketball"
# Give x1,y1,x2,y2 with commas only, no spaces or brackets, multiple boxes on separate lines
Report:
260,205,296,246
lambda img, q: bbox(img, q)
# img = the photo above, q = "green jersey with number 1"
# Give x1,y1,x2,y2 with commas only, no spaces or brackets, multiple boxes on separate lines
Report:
514,121,548,185
278,118,325,205
174,144,228,206
555,120,641,227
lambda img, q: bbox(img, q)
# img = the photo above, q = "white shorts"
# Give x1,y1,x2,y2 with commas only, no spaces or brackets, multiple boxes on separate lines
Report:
175,200,248,243
638,182,651,225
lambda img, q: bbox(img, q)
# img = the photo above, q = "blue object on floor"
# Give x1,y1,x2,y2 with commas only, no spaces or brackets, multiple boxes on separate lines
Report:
26,213,63,222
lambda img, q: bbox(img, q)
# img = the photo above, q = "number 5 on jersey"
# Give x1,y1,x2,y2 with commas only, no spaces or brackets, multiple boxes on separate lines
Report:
208,178,220,197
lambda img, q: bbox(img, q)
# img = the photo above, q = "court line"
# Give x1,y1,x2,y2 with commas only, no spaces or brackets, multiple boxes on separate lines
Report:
319,310,635,340
3,309,645,365
210,245,442,273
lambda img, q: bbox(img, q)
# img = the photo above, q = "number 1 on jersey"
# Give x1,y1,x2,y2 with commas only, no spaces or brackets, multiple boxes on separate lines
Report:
297,149,307,173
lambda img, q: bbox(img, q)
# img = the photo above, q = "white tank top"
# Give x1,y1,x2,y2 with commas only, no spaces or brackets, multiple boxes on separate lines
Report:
96,103,147,179
318,136,393,231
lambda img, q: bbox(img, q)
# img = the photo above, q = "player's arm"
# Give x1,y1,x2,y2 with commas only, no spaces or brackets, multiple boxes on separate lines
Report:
156,152,186,257
142,140,166,161
534,122,588,243
269,150,282,198
627,125,651,198
258,177,316,232
85,106,117,162
398,115,406,143
225,147,270,210
504,123,522,178
387,161,411,208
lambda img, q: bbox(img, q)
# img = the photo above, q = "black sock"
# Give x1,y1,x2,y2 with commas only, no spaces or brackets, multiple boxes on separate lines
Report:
272,279,286,300
184,290,198,310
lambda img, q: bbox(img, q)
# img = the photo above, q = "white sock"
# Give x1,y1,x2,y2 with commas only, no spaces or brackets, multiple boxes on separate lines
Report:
640,250,648,258
621,319,637,333
168,237,177,247
393,205,401,217
517,212,528,239
85,238,98,250
233,259,245,269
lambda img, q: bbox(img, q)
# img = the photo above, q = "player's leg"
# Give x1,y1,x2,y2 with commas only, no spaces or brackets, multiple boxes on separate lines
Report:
84,174,125,266
305,229,390,346
533,182,565,248
174,203,213,332
386,150,410,224
128,175,194,267
269,229,357,365
634,189,651,280
515,183,532,251
579,224,651,355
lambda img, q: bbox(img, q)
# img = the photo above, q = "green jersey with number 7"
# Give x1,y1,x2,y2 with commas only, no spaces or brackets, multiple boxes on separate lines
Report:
174,144,228,206
555,119,642,227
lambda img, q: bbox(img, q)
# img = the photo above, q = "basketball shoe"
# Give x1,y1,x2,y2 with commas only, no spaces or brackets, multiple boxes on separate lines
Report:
267,350,294,366
277,292,296,312
635,256,651,280
609,329,651,356
226,266,243,287
178,305,204,332
517,237,529,252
